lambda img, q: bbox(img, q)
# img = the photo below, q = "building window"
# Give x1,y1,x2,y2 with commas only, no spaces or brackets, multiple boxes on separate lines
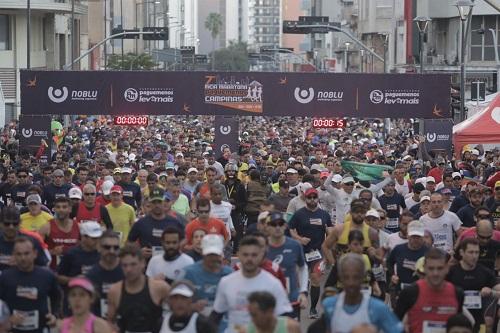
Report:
471,15,499,61
0,15,10,50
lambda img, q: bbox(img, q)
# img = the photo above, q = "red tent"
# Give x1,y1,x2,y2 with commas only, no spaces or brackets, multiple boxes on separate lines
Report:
453,93,500,155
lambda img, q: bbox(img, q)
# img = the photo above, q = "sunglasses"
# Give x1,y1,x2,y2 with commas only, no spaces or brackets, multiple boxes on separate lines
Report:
477,214,491,219
102,244,120,250
306,196,318,199
268,220,285,227
18,175,27,178
84,193,96,196
198,210,210,214
344,183,354,186
3,222,19,227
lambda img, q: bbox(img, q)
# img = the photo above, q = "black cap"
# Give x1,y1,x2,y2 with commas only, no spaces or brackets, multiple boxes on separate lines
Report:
279,180,289,188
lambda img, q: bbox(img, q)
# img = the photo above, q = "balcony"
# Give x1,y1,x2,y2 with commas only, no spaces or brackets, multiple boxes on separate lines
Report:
0,0,87,15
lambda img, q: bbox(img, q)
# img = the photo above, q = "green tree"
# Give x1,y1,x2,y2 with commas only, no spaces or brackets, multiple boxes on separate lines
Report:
212,42,249,71
205,12,223,69
107,53,156,70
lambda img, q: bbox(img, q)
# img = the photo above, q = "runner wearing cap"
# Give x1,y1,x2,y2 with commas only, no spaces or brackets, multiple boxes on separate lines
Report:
183,168,200,196
182,234,233,316
265,212,308,319
20,194,53,232
85,230,124,318
57,277,111,333
285,168,301,193
0,236,61,333
159,280,216,333
286,182,318,220
105,185,136,246
107,244,170,333
95,180,113,207
146,227,194,283
118,167,141,210
42,169,71,210
39,197,80,270
68,187,83,212
128,187,184,260
289,187,332,319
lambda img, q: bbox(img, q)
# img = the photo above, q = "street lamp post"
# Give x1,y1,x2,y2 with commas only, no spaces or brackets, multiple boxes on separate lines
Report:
344,42,350,73
414,16,432,74
26,0,31,69
455,0,475,122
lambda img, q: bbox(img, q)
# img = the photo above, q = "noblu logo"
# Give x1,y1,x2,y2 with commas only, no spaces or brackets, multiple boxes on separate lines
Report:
48,87,69,103
426,133,436,143
426,132,450,143
294,87,315,104
48,86,97,103
219,126,231,135
21,128,33,138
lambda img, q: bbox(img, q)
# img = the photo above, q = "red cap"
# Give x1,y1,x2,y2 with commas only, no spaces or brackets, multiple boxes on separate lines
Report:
304,188,318,197
320,171,330,179
110,185,123,194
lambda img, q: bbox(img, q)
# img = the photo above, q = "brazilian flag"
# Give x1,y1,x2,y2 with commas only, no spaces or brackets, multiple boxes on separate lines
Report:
341,161,393,181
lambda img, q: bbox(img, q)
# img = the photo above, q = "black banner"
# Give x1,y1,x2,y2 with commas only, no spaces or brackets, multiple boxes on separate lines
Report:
214,116,239,159
21,70,451,119
19,115,51,164
424,119,453,156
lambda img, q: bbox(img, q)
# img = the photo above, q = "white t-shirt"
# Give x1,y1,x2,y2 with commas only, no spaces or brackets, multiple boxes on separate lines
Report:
213,270,292,333
405,196,419,210
210,201,234,235
419,211,462,253
395,179,411,197
146,253,194,281
385,232,408,250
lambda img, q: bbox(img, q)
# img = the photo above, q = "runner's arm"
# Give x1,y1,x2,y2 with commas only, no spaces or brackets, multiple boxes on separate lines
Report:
100,206,113,230
208,311,223,327
394,284,419,319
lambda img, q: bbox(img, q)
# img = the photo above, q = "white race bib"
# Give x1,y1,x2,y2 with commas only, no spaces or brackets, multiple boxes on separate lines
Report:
386,218,399,229
100,299,108,318
13,310,39,331
464,290,482,309
152,246,164,257
422,321,446,333
305,250,322,262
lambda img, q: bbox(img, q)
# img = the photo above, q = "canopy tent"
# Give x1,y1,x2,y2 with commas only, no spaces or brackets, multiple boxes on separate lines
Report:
453,93,500,155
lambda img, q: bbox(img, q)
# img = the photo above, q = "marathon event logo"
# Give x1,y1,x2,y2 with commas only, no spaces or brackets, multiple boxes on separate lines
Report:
204,75,263,113
19,115,51,164
369,89,420,105
294,87,343,104
47,86,98,103
424,119,453,156
123,87,174,103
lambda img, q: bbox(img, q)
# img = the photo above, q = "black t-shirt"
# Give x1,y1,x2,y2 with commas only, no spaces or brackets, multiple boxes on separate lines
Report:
387,244,429,284
0,231,49,272
167,313,216,333
288,207,332,253
378,193,406,232
0,266,61,333
128,215,185,248
57,245,100,277
446,263,496,325
85,262,124,317
478,240,500,271
456,204,478,228
485,196,500,225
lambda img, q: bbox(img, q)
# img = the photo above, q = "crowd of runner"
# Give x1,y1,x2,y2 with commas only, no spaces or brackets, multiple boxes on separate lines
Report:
0,115,499,333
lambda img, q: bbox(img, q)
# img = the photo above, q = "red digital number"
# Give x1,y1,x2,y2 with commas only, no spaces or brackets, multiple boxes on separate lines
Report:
113,116,149,126
312,118,346,129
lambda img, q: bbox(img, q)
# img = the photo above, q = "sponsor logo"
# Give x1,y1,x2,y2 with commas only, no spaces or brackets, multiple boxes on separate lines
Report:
21,128,33,138
204,75,263,113
47,86,98,103
426,132,450,143
294,87,343,104
219,125,231,135
369,89,420,105
48,86,68,103
294,87,315,104
124,87,174,103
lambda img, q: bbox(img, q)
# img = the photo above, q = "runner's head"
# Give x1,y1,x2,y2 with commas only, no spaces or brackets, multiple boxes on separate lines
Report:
99,230,120,263
429,192,444,215
350,199,367,225
476,219,494,246
446,314,473,333
168,280,195,317
201,234,223,271
337,253,365,297
247,291,276,330
161,227,183,260
347,230,364,254
238,236,264,276
53,196,72,220
119,244,146,282
458,238,480,268
67,277,96,315
424,248,448,288
196,198,211,223
13,236,37,272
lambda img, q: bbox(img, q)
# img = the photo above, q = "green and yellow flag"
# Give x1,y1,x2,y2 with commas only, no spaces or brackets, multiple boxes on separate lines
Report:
341,161,393,181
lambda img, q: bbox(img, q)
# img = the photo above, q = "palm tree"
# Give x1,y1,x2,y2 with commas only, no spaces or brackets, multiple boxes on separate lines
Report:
205,12,223,70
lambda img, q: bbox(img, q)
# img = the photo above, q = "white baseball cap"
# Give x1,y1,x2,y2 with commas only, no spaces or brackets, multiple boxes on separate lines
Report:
366,209,380,219
300,182,313,193
408,220,425,237
420,195,431,203
332,174,343,183
101,180,114,196
201,234,224,256
145,160,155,167
452,172,462,179
187,167,198,174
426,176,436,183
169,281,195,298
69,187,83,199
286,168,298,174
79,221,103,238
342,176,355,184
121,167,133,174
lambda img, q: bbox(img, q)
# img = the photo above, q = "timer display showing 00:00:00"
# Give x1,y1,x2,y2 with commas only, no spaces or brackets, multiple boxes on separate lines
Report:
113,116,149,126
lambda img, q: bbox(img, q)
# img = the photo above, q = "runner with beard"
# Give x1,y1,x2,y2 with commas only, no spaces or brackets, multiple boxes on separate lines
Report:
288,188,332,319
223,163,247,252
146,227,194,284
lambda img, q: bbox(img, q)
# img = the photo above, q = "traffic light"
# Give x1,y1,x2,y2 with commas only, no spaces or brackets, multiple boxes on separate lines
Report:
142,27,168,40
111,27,140,39
451,86,467,117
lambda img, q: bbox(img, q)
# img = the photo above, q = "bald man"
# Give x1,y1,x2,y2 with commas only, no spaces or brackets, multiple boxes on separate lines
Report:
74,184,113,229
467,220,500,271
321,253,403,333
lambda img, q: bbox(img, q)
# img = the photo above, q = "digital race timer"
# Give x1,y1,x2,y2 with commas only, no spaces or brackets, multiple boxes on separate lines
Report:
113,116,149,126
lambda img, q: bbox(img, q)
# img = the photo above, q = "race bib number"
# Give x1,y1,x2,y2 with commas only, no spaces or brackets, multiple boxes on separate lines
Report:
423,321,446,333
13,310,39,331
100,299,108,318
305,250,322,262
385,218,399,229
401,283,412,290
464,290,482,309
0,254,12,265
309,218,323,226
15,202,23,209
152,246,164,257
372,265,385,280
152,228,163,238
123,191,133,198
